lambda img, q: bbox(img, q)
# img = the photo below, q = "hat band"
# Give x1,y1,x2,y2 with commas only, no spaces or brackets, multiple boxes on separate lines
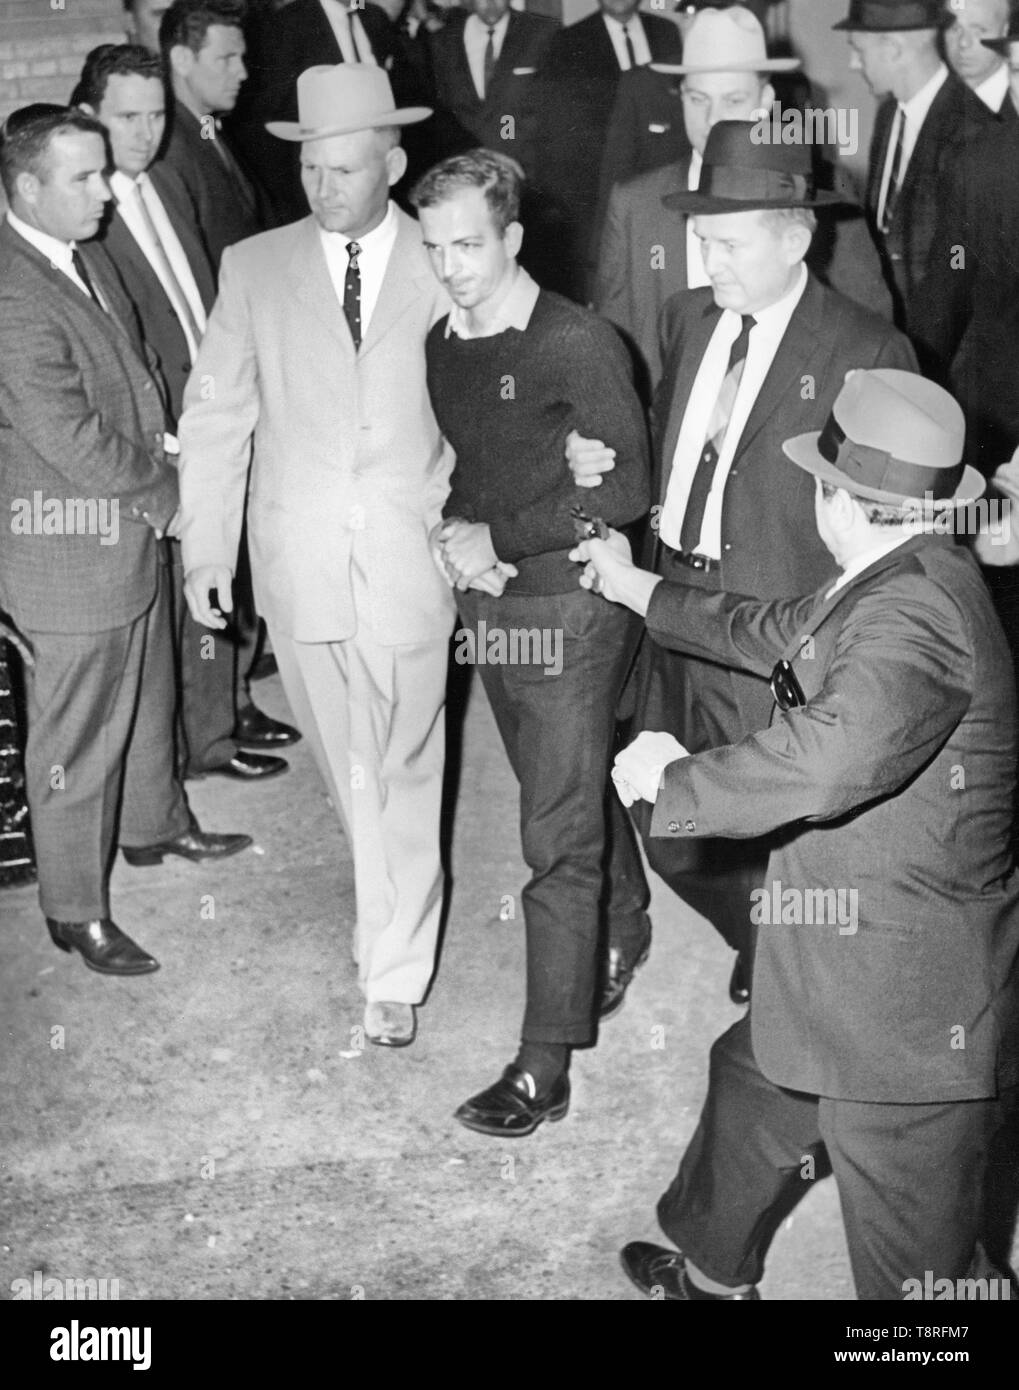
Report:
699,166,813,203
847,1,942,27
818,416,964,499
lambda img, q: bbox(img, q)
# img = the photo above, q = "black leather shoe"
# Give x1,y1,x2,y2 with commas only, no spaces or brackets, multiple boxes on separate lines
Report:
454,1065,570,1137
234,703,301,748
122,825,253,866
600,915,652,1020
191,750,288,782
46,918,159,976
620,1242,759,1301
728,952,751,1006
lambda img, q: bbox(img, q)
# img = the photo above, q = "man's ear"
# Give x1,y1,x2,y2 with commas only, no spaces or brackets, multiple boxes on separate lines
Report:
15,169,41,207
168,44,193,82
505,219,524,260
385,143,408,187
78,102,97,117
759,80,775,110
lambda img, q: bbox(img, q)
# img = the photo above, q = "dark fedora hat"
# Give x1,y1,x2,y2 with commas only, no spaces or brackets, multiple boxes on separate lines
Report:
982,15,1019,54
832,0,953,32
662,119,844,215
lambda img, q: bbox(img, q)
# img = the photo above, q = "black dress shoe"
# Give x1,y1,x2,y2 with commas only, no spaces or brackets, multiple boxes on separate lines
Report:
599,915,652,1020
454,1065,570,1137
122,825,252,866
234,703,301,748
728,951,751,1006
620,1242,759,1301
46,918,159,976
190,750,288,782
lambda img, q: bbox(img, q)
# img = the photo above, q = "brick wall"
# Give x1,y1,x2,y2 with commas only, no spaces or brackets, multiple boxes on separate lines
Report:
0,0,126,125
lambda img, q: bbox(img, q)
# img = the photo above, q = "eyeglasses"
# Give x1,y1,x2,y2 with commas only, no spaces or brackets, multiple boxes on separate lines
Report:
770,658,806,713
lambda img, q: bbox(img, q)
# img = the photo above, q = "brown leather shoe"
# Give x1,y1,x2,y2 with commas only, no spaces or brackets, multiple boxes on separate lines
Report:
46,918,159,976
620,1242,759,1300
122,824,252,866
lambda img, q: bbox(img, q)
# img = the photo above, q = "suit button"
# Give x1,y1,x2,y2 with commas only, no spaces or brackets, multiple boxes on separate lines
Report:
142,380,153,391
667,821,680,834
684,819,696,832
724,543,732,552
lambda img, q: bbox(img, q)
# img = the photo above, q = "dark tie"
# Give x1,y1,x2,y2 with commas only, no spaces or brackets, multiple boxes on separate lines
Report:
621,22,638,70
879,106,905,235
71,248,107,313
483,25,497,97
679,314,755,556
344,240,362,350
210,119,257,219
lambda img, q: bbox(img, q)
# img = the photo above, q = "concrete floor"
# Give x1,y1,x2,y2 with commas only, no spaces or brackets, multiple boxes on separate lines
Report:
0,667,1011,1303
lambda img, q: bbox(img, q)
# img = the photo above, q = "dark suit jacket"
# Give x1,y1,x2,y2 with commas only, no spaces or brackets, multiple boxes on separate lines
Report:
596,155,894,393
0,222,178,635
534,10,683,296
646,275,917,741
235,0,396,220
866,70,997,344
425,9,558,175
910,121,1019,472
159,101,268,274
94,166,217,423
646,533,1019,1104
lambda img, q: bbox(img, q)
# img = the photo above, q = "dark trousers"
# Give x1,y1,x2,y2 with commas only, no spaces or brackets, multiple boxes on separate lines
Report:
22,558,190,921
456,587,645,1045
169,541,238,774
657,1015,1001,1300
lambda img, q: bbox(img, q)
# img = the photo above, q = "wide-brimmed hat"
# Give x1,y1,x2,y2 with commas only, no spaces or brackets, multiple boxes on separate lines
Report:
662,119,844,214
266,65,431,143
832,0,952,33
652,5,800,76
783,369,984,506
982,14,1019,54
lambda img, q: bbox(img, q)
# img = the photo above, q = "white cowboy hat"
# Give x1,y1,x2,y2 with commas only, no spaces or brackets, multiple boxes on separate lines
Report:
266,64,431,142
651,5,801,76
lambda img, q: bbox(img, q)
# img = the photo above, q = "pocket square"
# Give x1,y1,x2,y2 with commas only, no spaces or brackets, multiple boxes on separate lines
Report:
648,122,670,134
512,67,536,75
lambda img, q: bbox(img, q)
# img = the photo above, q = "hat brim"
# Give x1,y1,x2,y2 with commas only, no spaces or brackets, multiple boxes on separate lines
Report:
832,16,953,31
663,187,846,214
782,430,985,505
982,36,1019,53
266,107,432,142
650,58,801,75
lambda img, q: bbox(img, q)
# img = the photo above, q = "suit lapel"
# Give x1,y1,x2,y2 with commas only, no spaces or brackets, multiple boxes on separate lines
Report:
360,210,433,358
733,274,825,463
149,165,216,311
451,18,482,111
287,216,357,360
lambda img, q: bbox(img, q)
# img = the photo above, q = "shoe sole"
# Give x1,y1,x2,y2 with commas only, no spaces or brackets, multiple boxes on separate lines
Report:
188,766,289,783
122,840,253,866
454,1098,570,1138
367,1032,415,1048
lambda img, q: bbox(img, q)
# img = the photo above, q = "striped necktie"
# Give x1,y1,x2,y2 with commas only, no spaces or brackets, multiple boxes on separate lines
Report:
679,314,756,556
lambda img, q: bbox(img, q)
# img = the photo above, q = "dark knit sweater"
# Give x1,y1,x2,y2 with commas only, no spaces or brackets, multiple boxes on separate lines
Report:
426,289,650,594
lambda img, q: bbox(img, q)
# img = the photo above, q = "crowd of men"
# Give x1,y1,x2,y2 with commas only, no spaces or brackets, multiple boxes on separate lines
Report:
1,0,1018,1301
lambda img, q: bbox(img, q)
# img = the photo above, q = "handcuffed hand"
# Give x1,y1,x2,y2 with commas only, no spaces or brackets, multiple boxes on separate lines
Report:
612,730,690,807
565,428,616,488
438,518,499,590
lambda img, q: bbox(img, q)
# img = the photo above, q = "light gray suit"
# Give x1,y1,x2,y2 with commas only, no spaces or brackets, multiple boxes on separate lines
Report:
179,206,455,1004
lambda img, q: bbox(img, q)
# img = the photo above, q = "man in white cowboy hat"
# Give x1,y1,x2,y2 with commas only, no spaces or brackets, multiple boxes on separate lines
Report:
596,3,891,393
574,120,915,1013
178,65,464,1048
573,367,1019,1300
834,0,997,362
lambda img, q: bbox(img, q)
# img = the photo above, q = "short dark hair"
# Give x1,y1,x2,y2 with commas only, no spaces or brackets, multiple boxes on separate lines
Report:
70,44,166,111
409,148,524,234
159,0,248,60
0,106,107,200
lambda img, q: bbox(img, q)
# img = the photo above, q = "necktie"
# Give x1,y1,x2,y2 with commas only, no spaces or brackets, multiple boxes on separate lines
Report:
71,248,107,313
483,25,497,97
879,106,905,235
350,12,379,65
132,182,203,355
679,314,755,556
344,240,363,350
210,120,257,219
621,22,638,70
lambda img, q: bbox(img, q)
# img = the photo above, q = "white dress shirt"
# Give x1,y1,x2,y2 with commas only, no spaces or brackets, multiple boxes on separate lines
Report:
446,264,540,339
684,149,710,291
110,170,207,362
659,263,809,556
319,200,398,339
975,61,1010,113
824,532,914,599
465,11,510,100
6,209,95,300
318,0,379,65
602,12,652,70
876,62,948,229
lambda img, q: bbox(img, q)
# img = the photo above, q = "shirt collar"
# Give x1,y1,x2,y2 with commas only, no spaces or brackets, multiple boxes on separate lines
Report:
826,531,915,599
6,208,76,273
110,169,141,204
975,61,1009,112
732,261,808,335
466,10,510,36
445,264,540,339
688,148,702,188
319,199,397,256
603,11,642,31
900,61,949,125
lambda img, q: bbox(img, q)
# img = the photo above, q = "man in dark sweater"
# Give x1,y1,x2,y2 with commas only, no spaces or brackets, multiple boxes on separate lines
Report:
412,149,651,1137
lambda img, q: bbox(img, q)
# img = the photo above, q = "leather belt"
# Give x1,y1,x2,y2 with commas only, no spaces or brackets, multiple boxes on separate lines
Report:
661,542,720,574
